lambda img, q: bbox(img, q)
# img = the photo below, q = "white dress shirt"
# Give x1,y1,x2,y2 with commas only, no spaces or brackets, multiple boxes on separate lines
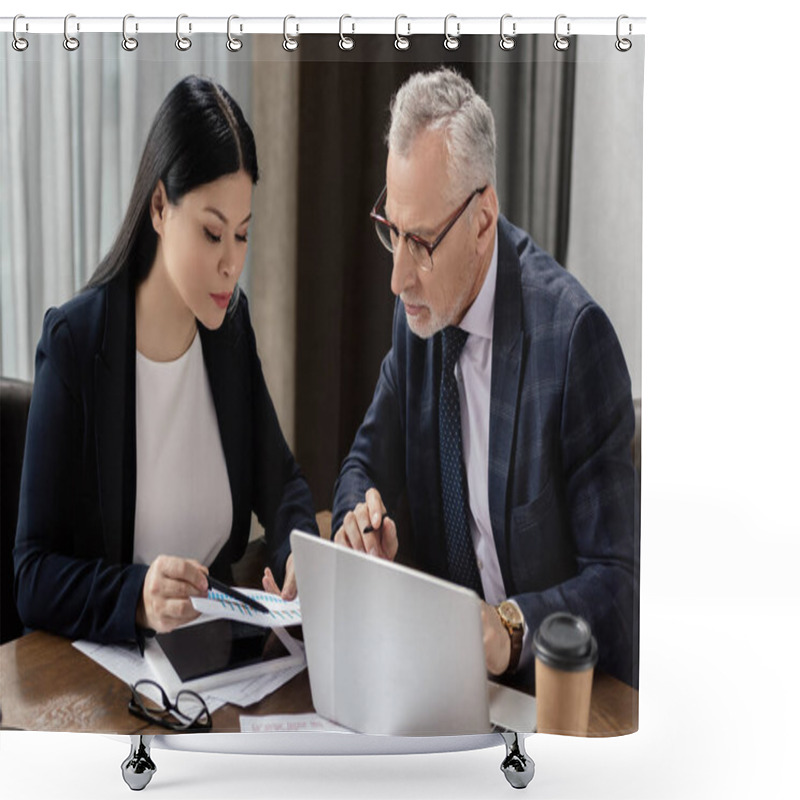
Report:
455,233,505,604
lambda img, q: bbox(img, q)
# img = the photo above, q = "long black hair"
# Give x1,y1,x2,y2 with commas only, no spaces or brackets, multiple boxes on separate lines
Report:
86,75,259,289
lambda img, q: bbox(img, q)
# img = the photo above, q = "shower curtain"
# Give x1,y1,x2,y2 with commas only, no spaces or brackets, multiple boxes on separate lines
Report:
0,15,644,780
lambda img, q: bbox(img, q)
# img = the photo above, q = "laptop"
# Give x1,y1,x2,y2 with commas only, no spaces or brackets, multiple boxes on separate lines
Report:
290,530,536,736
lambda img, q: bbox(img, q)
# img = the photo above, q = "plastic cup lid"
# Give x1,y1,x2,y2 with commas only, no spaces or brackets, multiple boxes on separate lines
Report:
532,612,598,672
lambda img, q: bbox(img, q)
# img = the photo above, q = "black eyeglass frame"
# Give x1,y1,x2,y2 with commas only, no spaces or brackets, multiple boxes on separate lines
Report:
128,678,212,732
370,185,487,271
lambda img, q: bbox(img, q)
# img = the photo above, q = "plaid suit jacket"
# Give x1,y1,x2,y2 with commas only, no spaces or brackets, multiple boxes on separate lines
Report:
333,215,638,690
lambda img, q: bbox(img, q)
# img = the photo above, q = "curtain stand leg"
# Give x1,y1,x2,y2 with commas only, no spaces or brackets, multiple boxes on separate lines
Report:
121,735,157,790
500,732,535,789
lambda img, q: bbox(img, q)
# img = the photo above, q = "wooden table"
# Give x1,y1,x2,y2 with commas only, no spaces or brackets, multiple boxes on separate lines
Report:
0,528,637,737
0,629,637,736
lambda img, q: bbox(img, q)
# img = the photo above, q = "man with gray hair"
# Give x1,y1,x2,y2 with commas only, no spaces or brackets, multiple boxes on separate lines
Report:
332,68,637,691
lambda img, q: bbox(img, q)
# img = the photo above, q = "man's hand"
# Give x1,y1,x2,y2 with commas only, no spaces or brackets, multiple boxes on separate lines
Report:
262,553,297,600
136,555,208,633
333,487,398,561
481,601,512,676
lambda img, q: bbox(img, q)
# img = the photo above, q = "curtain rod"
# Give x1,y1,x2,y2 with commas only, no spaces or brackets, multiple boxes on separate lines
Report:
1,15,646,37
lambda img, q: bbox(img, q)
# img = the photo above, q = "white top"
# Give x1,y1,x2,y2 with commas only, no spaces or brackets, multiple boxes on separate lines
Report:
133,331,233,568
455,233,532,668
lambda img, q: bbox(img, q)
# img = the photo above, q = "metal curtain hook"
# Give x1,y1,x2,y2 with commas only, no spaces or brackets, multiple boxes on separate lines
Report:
283,15,298,51
339,15,355,51
122,14,138,51
499,14,516,51
227,15,242,52
616,15,632,52
554,14,570,51
444,14,460,51
175,14,192,51
12,14,29,51
394,15,410,51
63,13,80,51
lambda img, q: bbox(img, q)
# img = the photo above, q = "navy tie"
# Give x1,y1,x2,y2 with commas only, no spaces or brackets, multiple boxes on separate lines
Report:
439,326,483,597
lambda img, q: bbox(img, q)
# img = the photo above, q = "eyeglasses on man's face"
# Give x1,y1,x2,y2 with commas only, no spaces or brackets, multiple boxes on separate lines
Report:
370,185,487,272
128,679,212,732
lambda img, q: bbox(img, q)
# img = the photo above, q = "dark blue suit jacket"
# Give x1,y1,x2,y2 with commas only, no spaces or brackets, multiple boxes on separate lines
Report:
14,270,317,644
333,216,638,689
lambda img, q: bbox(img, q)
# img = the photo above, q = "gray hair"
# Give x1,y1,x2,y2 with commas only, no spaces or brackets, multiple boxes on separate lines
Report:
386,68,496,202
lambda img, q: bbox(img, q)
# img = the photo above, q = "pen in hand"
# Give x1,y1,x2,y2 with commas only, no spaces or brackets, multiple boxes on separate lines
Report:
206,576,270,615
363,512,389,534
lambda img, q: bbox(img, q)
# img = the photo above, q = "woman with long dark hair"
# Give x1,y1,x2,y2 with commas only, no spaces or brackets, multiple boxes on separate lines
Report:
14,75,317,643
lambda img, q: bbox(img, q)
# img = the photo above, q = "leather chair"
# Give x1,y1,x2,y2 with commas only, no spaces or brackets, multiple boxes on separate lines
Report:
1,377,33,644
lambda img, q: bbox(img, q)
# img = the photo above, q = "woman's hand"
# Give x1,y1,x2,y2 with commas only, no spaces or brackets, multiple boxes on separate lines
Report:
136,555,209,633
262,553,297,600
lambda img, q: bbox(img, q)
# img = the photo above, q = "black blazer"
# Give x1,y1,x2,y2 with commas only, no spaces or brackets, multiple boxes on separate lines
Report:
14,270,318,644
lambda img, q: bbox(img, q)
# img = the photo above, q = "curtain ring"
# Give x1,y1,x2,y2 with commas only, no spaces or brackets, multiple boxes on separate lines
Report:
554,14,570,51
283,15,298,51
63,13,80,51
444,14,460,51
339,15,355,51
12,14,29,52
227,15,243,52
499,14,515,51
615,15,632,52
175,14,192,51
394,15,410,51
122,14,138,51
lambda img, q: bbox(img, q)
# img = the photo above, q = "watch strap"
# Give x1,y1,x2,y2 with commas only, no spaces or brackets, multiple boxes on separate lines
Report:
498,602,524,674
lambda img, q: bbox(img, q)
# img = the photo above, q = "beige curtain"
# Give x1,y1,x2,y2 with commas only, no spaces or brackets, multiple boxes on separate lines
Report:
249,43,300,450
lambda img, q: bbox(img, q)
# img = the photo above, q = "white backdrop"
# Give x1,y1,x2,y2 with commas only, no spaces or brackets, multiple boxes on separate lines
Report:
2,1,799,799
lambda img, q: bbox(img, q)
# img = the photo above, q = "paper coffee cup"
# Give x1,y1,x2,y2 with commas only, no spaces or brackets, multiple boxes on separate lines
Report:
533,612,598,736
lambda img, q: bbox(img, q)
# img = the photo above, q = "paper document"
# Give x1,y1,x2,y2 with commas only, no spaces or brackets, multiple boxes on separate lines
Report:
206,660,307,710
73,639,222,713
239,712,353,734
191,587,302,627
73,639,153,689
73,638,306,713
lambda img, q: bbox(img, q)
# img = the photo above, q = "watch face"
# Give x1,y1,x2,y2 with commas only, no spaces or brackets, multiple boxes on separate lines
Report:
499,602,523,627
